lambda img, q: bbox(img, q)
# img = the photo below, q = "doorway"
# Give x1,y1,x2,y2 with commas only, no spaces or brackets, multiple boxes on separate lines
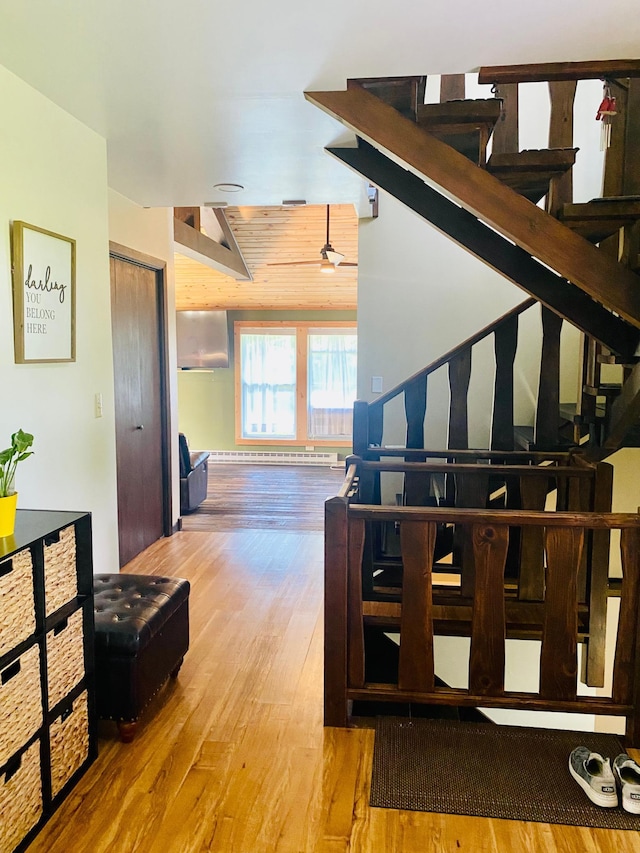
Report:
109,243,172,566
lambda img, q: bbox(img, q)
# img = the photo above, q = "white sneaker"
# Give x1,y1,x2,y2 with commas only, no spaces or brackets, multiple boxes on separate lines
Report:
569,746,618,808
613,754,640,814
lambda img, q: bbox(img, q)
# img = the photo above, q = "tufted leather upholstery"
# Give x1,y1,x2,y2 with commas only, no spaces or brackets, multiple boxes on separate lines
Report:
94,574,190,654
93,573,190,739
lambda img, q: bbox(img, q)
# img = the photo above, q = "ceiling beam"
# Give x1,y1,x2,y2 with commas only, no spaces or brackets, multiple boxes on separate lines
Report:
326,140,640,359
305,86,640,328
173,211,252,281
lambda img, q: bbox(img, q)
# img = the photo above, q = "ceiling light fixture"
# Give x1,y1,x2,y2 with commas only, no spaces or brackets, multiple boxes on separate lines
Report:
213,182,244,193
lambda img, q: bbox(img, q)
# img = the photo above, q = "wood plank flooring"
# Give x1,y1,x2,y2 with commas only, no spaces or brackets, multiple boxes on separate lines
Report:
181,464,346,532
26,508,640,850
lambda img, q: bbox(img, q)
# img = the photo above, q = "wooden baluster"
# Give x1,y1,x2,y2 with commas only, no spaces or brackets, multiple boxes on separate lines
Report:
324,496,350,726
405,377,426,448
448,350,471,450
398,520,436,692
405,378,429,505
602,80,640,269
546,81,577,217
613,528,640,745
534,307,563,450
491,315,518,451
454,469,489,598
602,80,629,198
582,461,613,687
491,83,519,155
540,526,584,700
566,473,591,602
347,517,366,690
440,74,465,102
518,473,549,600
469,523,509,696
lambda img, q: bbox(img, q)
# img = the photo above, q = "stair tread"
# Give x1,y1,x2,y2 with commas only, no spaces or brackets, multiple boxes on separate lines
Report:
486,149,578,203
348,76,426,118
560,198,640,221
417,99,502,127
488,149,578,171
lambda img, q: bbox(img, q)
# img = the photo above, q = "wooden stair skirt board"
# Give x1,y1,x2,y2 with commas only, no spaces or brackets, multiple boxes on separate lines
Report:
304,86,640,329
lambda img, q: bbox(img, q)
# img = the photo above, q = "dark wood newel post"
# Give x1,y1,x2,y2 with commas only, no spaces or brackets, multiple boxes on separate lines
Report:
352,400,369,456
324,496,350,727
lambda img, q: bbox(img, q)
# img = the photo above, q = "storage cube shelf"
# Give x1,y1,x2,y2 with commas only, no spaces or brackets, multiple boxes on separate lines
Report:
0,510,96,853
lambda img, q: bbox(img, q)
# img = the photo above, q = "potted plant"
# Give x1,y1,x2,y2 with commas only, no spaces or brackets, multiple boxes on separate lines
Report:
0,429,34,537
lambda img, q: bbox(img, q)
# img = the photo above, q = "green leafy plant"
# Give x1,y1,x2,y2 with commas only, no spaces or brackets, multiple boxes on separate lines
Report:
0,429,34,497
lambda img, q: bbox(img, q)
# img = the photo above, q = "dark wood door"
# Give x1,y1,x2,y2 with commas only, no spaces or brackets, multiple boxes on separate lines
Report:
110,254,167,566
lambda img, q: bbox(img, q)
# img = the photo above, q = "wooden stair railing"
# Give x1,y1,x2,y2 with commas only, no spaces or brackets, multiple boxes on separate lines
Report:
352,297,579,462
308,60,640,452
325,469,640,740
349,452,613,687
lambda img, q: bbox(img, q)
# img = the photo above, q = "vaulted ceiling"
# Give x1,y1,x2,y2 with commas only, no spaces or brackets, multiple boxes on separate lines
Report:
175,204,358,311
0,1,637,211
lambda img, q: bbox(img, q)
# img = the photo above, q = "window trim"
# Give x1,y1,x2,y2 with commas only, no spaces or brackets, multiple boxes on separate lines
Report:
234,320,357,446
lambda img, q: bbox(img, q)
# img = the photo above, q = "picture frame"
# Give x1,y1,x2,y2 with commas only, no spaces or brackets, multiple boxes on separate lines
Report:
11,221,76,363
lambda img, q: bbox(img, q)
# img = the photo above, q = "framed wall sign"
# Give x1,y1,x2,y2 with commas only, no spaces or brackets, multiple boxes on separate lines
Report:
11,221,76,363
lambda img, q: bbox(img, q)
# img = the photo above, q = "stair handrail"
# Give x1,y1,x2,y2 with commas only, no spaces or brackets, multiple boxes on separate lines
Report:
478,60,640,85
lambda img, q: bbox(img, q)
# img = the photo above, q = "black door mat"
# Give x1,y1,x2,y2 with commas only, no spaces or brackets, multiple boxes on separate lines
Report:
371,716,640,829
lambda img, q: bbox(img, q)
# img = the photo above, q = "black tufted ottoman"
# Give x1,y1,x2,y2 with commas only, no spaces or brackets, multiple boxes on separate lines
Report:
93,574,190,742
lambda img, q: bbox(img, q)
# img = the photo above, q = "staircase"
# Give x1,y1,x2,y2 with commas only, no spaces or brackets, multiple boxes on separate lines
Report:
306,60,640,455
314,62,640,735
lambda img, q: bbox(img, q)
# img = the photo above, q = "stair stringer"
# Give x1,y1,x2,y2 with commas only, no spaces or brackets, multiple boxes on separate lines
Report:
327,139,640,360
305,86,640,330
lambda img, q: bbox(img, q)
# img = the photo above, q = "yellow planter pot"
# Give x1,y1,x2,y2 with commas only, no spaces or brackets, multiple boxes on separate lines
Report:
0,492,18,538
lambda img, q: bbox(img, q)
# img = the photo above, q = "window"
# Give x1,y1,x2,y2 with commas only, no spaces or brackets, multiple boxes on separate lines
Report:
235,322,357,444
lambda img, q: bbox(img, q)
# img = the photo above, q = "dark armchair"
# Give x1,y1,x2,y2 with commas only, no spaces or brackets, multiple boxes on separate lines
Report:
179,433,210,514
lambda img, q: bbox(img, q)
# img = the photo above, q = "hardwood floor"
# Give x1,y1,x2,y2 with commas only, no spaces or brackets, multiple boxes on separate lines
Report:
181,463,346,532
27,525,640,852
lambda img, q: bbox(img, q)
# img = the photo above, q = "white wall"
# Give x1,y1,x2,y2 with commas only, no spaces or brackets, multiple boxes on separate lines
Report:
357,193,544,450
0,65,118,571
108,190,180,524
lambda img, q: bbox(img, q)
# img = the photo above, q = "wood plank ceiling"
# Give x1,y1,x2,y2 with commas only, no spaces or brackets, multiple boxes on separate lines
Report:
174,204,358,311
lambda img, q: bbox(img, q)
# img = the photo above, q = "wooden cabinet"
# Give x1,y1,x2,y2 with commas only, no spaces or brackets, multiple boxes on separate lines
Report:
0,510,96,853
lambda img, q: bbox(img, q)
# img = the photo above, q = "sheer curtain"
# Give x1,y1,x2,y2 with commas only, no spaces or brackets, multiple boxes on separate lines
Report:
241,332,296,438
307,332,357,439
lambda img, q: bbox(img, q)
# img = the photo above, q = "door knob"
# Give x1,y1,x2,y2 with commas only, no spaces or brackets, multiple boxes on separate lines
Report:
136,424,144,430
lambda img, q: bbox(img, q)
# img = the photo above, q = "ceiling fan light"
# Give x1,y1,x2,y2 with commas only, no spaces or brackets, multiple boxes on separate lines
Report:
320,258,336,274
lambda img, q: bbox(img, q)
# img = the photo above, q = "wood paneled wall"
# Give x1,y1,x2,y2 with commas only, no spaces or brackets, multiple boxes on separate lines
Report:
175,204,358,311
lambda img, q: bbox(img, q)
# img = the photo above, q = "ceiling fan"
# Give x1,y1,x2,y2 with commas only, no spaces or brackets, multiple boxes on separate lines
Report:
268,204,357,273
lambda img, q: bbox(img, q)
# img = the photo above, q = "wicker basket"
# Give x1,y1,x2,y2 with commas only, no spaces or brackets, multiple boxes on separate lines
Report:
46,609,85,711
49,690,89,799
0,645,43,769
0,740,43,853
44,526,77,617
0,548,36,658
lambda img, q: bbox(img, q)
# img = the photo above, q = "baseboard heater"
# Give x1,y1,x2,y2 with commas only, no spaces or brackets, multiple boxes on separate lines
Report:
207,450,339,466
